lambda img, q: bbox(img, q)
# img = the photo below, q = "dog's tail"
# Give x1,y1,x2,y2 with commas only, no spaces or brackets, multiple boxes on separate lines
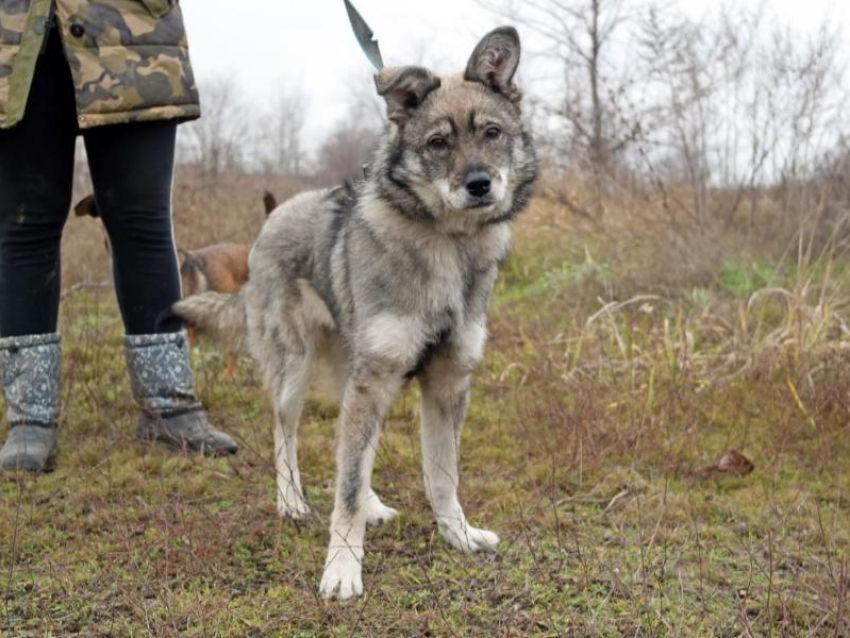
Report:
263,190,278,216
172,290,247,352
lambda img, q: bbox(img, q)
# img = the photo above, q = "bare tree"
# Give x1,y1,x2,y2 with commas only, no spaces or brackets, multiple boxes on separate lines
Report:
479,0,638,170
313,120,379,186
178,75,250,177
636,6,845,229
256,85,308,176
637,6,730,226
343,72,385,134
311,75,383,185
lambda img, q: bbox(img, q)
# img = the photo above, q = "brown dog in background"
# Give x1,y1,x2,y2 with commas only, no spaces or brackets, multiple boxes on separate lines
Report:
178,244,250,378
74,191,279,377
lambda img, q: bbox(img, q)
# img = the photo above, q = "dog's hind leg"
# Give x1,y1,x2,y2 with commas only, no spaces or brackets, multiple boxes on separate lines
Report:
272,352,313,520
419,356,499,553
319,365,404,599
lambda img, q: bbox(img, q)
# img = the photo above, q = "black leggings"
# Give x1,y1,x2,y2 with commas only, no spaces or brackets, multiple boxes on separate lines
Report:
0,28,182,337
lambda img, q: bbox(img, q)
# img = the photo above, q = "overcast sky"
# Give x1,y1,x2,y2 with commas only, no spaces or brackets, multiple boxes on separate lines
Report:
178,0,848,149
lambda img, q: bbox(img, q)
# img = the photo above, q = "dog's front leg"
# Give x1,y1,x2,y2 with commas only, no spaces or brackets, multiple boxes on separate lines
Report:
319,364,404,600
419,357,499,553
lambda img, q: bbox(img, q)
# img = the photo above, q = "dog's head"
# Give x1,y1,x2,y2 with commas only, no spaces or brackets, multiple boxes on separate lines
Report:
374,27,537,229
178,249,206,297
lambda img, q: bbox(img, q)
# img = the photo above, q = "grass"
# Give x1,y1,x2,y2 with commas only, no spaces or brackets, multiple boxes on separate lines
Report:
2,192,850,636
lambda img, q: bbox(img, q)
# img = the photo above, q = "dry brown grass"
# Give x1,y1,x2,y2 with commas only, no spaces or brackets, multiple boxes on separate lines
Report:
3,171,850,635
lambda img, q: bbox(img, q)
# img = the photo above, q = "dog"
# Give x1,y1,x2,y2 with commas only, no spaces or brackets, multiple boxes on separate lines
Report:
178,243,251,377
174,26,537,600
174,190,280,372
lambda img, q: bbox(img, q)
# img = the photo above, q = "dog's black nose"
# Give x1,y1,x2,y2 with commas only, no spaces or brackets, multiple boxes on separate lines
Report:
464,170,492,198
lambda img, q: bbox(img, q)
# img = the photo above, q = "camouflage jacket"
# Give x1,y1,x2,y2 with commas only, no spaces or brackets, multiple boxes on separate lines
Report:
0,0,200,129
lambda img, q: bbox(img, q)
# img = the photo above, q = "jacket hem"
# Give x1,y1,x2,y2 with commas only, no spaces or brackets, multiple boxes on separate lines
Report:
77,104,201,129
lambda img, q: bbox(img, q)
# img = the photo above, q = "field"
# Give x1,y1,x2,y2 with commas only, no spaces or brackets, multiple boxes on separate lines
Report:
2,172,850,636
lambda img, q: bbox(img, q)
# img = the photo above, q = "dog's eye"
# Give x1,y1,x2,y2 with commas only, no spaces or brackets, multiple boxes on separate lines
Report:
427,135,448,150
485,126,502,140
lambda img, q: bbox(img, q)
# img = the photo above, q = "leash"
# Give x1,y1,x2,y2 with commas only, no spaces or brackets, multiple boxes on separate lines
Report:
343,0,384,70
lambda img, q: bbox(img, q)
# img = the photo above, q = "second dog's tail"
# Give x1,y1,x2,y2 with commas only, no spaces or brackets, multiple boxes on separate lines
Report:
173,290,247,352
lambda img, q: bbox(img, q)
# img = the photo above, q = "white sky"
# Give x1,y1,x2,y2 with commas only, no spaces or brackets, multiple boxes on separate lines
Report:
179,0,849,149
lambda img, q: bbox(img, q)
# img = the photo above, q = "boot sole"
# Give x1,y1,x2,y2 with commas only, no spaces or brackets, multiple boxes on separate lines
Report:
137,432,237,457
0,449,57,473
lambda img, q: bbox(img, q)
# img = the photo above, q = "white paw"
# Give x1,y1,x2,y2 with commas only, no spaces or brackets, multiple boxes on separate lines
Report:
365,491,399,526
440,522,500,553
277,487,310,520
319,548,364,600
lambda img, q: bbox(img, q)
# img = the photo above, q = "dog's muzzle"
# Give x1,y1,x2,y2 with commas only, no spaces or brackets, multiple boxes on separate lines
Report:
463,168,497,209
464,169,492,198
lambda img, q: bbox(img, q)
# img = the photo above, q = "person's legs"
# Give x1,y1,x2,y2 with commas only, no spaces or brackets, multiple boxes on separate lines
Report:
0,29,77,472
84,121,183,335
84,121,237,456
0,29,77,337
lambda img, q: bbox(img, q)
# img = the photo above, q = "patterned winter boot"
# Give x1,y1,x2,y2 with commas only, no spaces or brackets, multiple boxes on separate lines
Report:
0,334,61,472
124,331,238,456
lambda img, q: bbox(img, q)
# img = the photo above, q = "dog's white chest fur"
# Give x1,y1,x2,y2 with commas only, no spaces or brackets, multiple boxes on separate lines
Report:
359,242,465,365
359,220,510,368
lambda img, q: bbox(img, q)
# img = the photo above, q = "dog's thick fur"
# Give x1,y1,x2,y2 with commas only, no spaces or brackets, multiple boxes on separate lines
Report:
175,26,537,600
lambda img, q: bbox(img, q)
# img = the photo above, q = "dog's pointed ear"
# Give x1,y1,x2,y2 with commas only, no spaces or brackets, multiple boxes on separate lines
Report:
465,26,521,101
73,194,100,219
374,66,441,126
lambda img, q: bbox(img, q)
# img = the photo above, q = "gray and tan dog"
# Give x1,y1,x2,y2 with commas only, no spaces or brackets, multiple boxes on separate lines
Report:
175,26,537,599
